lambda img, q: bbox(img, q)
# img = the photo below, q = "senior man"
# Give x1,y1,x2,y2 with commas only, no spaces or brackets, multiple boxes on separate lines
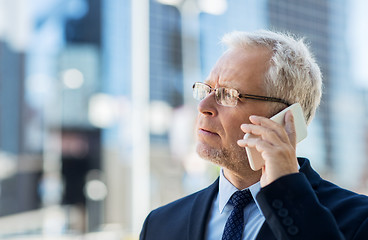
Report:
140,30,368,240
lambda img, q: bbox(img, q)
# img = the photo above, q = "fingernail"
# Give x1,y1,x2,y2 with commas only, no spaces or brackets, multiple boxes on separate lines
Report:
238,139,247,144
249,115,257,121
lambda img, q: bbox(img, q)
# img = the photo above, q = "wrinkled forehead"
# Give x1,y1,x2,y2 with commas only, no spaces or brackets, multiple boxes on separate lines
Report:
206,47,272,93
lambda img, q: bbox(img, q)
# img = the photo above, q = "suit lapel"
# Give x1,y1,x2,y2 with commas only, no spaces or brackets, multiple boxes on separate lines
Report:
187,178,219,240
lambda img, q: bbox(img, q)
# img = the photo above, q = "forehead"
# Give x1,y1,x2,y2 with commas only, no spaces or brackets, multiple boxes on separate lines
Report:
207,46,272,93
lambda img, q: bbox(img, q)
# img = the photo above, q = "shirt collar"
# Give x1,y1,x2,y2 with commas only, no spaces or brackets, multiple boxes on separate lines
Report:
218,168,263,215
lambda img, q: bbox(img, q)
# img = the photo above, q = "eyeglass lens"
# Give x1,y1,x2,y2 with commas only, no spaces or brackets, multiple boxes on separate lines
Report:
193,83,238,107
193,83,210,100
216,87,238,106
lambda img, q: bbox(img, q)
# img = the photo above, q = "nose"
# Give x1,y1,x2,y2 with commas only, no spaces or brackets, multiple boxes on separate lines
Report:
197,92,218,116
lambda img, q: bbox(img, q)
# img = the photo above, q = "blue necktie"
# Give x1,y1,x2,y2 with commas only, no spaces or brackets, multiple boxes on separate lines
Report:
222,189,252,240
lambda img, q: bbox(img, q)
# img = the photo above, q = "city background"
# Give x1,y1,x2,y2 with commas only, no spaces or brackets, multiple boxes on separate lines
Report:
0,0,367,239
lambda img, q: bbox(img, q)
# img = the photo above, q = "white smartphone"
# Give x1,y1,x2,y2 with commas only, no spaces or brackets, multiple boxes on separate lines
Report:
243,103,307,171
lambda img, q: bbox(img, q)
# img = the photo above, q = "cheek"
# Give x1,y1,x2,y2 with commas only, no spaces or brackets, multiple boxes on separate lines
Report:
222,115,248,141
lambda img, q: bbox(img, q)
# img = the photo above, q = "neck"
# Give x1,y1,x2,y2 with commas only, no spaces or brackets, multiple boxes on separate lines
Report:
223,167,261,190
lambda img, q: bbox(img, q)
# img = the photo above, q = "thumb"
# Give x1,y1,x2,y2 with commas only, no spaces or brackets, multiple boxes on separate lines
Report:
285,110,296,148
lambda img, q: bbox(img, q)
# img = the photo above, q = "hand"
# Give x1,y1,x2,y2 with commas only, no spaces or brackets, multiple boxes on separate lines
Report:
237,111,298,187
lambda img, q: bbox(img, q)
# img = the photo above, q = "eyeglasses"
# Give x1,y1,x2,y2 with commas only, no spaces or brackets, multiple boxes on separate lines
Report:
192,82,291,107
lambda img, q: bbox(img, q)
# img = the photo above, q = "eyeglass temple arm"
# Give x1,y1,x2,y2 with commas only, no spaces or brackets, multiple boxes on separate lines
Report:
239,94,291,106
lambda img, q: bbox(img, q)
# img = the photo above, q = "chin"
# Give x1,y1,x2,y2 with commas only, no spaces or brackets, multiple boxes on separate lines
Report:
196,142,249,171
196,142,218,161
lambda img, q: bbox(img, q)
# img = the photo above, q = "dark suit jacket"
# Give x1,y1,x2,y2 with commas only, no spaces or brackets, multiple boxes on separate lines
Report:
140,158,368,239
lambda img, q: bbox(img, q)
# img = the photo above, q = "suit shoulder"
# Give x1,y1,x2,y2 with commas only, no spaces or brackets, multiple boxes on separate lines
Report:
316,178,368,212
148,178,219,221
151,186,211,217
140,181,218,239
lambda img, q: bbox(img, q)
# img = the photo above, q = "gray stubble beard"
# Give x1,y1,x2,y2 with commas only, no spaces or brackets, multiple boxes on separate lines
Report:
196,141,250,173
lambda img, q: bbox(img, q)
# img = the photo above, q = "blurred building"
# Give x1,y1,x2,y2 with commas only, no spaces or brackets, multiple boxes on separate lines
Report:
0,0,367,239
267,0,368,191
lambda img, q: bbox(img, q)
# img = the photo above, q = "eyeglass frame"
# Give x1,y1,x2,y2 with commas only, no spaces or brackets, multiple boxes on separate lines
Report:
192,82,291,107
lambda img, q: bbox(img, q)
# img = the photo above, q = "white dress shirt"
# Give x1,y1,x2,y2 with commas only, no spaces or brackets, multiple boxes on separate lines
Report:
205,169,265,240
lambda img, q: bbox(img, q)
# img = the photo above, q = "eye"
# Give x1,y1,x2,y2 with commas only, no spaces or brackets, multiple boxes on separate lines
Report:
193,83,211,100
216,87,239,107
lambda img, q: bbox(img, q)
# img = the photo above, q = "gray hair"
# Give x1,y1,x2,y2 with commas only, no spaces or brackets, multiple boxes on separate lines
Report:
221,30,322,124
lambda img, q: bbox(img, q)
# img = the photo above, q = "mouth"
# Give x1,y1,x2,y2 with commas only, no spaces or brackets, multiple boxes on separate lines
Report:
198,128,219,136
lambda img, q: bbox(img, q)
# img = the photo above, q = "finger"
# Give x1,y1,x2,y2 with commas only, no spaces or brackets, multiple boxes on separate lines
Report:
240,118,289,144
249,115,290,143
240,124,284,146
237,139,247,147
284,110,297,147
237,136,274,153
